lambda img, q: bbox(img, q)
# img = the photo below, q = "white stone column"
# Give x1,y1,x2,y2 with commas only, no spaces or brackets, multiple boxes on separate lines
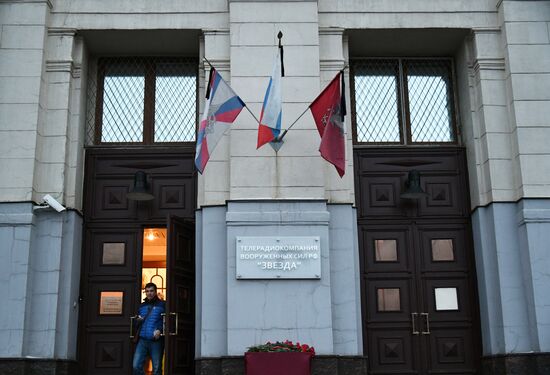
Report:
198,29,232,207
500,0,550,198
0,1,50,202
228,0,324,200
32,27,77,206
0,0,50,359
500,0,550,353
319,27,354,203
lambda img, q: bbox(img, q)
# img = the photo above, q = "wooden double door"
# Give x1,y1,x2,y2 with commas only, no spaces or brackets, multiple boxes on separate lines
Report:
355,147,481,375
79,148,197,375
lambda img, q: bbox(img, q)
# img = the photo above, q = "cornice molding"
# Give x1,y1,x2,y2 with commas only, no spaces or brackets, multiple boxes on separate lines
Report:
48,27,77,37
471,27,501,35
472,57,505,73
229,0,316,2
202,29,230,36
320,59,345,71
319,27,345,36
0,0,52,8
200,58,230,72
518,207,550,226
72,63,82,79
46,59,81,78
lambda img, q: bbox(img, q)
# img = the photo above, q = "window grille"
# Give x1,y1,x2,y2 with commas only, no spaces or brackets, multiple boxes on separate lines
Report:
352,58,457,145
406,60,455,142
85,57,198,145
353,60,402,143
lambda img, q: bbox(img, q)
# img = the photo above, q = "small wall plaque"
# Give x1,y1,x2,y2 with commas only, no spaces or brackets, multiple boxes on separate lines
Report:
102,243,125,265
99,291,124,315
236,236,321,279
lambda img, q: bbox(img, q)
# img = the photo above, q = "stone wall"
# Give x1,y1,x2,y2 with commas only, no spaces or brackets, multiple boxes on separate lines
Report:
196,202,362,357
0,203,81,360
1,0,550,371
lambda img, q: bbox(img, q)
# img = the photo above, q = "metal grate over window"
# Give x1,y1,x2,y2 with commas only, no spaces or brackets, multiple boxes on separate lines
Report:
85,57,198,145
353,60,401,143
406,60,455,142
352,58,457,145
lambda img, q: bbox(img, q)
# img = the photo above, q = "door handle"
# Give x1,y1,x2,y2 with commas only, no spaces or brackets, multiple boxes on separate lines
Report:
421,312,430,335
160,313,166,337
411,313,420,335
169,312,178,336
129,315,136,338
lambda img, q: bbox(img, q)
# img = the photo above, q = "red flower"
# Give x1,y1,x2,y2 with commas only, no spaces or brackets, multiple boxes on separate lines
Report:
246,340,315,356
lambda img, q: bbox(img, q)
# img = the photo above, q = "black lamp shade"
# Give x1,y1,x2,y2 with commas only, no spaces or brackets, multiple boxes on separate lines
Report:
400,170,429,200
127,171,154,201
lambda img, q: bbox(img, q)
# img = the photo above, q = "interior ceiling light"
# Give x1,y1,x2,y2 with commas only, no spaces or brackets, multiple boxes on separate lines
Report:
146,231,156,241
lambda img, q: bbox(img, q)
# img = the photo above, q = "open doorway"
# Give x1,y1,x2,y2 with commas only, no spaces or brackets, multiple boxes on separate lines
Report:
142,228,167,300
142,227,167,375
78,148,196,375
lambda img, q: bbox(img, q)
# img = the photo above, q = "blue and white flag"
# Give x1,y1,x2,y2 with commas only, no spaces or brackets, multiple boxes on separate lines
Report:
257,46,284,148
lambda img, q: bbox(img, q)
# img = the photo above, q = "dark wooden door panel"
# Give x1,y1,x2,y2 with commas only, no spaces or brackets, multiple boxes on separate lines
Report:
416,225,470,273
86,228,140,276
85,331,133,375
362,226,412,273
79,148,197,375
417,174,466,217
83,148,197,223
367,328,419,375
356,147,481,375
422,277,471,322
80,227,142,375
365,278,416,323
166,216,195,375
424,329,477,374
356,174,406,218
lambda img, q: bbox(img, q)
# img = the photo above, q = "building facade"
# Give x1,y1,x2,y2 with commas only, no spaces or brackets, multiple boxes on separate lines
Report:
1,0,549,374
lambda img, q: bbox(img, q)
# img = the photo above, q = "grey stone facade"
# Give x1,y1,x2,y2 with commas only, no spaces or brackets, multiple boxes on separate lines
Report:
195,202,362,357
0,0,549,373
0,203,81,361
472,199,550,355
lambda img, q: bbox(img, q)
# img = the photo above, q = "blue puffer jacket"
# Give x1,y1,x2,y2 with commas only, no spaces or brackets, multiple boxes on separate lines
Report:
138,297,165,340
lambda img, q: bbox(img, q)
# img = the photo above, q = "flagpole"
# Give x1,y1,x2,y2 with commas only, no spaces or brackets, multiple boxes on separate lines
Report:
203,57,260,125
275,106,309,141
203,57,214,69
275,66,349,142
244,106,261,125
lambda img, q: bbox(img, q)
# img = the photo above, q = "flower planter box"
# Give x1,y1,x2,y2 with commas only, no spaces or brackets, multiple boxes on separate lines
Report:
245,352,312,375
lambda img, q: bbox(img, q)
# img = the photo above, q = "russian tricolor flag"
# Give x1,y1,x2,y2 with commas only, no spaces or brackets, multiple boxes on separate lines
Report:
257,47,283,149
195,68,245,174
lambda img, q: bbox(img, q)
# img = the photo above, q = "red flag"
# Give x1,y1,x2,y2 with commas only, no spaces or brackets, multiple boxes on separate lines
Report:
309,71,346,177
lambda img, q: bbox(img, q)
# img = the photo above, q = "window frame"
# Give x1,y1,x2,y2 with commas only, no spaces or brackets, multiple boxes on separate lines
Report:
93,56,199,146
351,57,459,146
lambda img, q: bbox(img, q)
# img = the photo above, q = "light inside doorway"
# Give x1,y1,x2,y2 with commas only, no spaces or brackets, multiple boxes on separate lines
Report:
142,228,167,375
142,228,167,301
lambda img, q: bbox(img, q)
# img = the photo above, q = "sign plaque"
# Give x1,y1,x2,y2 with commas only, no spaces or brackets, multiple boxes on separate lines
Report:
236,236,321,279
99,291,124,315
102,243,125,265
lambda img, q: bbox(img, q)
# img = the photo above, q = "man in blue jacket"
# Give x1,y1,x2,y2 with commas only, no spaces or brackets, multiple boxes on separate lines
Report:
132,282,166,375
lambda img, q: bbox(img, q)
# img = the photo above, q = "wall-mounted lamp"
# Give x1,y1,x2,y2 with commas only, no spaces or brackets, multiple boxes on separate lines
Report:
126,171,154,201
400,170,429,200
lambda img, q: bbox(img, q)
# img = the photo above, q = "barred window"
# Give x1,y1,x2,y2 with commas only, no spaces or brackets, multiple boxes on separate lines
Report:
86,57,198,145
352,59,457,144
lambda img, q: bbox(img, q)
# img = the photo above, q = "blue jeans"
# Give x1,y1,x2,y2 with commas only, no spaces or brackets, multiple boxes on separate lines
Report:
132,338,164,375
